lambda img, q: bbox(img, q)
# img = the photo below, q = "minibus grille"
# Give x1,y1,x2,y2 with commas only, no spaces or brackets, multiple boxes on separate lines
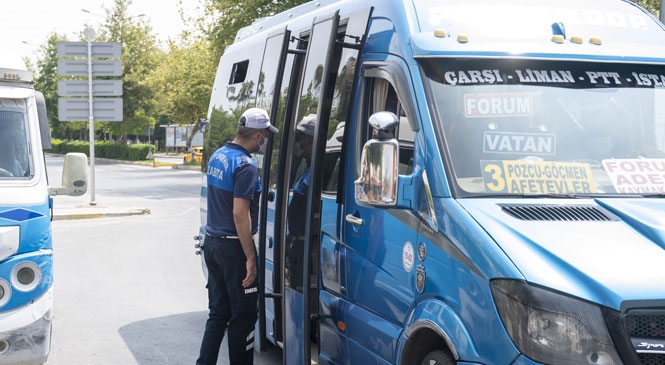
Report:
639,353,665,365
624,311,665,365
499,204,616,221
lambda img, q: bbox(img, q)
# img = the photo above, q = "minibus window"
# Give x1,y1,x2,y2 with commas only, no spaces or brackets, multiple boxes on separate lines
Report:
229,60,249,84
0,108,30,179
361,78,414,176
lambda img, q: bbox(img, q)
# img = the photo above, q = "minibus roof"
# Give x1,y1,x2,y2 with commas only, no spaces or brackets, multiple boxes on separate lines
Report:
0,50,33,87
411,0,665,63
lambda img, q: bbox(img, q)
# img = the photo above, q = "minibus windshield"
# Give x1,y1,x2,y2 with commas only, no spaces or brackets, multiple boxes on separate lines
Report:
422,59,665,196
0,103,31,179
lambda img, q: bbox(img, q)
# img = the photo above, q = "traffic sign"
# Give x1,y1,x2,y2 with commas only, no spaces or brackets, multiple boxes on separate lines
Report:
58,98,123,122
57,42,121,58
57,60,122,77
58,80,123,97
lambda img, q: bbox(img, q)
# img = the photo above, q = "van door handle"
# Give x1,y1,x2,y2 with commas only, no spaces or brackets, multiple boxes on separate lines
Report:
345,214,364,226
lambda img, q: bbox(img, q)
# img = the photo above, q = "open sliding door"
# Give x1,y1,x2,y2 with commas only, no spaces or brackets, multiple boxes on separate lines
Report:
282,10,341,365
282,6,373,364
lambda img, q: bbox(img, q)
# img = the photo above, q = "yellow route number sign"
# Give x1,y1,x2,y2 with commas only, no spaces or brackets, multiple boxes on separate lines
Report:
481,160,596,194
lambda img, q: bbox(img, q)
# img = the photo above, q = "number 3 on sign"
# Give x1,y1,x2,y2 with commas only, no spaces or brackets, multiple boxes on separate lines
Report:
483,163,506,192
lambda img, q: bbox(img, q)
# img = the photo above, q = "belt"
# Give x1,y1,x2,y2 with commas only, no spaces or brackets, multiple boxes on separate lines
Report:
206,233,239,240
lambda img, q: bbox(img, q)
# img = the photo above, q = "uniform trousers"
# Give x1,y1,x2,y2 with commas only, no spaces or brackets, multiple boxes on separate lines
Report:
197,235,258,365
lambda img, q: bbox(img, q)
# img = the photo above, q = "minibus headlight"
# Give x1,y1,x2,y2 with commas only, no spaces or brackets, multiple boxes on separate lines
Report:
491,280,623,365
11,262,41,292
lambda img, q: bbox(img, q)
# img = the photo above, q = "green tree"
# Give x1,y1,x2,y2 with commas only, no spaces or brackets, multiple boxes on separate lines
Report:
634,0,661,18
147,38,216,126
201,0,309,58
33,33,64,139
96,0,161,143
33,32,88,140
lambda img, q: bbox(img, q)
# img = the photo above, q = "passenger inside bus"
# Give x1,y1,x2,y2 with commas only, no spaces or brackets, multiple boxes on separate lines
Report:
286,114,316,290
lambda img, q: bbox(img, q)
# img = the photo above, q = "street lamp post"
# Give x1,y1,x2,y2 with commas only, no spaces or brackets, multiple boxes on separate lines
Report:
84,25,97,206
78,8,145,205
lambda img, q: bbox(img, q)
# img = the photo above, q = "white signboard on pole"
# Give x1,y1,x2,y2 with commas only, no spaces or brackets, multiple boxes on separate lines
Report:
57,36,123,206
58,80,123,97
57,41,121,58
57,60,122,77
58,98,123,121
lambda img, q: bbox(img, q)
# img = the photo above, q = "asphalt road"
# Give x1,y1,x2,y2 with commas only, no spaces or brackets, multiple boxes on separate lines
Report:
45,155,281,365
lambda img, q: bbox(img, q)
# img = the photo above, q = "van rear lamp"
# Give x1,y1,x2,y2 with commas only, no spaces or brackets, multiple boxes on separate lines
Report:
0,279,10,307
570,36,583,44
589,37,602,45
551,35,565,44
434,29,447,38
11,262,41,292
457,34,469,43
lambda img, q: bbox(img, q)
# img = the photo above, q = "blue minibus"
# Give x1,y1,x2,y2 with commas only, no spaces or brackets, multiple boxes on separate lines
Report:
197,0,665,363
0,53,87,364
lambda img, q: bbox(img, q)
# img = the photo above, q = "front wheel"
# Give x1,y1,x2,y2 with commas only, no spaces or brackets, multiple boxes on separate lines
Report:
420,349,455,365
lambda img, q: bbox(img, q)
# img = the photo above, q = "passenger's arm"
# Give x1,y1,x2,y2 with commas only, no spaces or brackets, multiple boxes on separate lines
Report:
233,197,257,288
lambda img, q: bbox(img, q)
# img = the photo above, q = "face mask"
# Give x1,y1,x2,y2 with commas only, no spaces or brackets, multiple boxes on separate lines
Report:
259,134,268,152
293,142,304,157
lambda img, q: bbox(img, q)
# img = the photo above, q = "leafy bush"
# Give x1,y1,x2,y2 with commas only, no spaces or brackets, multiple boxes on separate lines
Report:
49,140,155,161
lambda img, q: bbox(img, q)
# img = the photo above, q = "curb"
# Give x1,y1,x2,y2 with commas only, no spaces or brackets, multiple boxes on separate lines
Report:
52,207,151,221
46,153,202,171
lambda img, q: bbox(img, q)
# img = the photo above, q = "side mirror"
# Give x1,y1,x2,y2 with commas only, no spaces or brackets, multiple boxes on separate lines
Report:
354,138,399,206
48,153,88,196
354,111,401,206
355,111,422,210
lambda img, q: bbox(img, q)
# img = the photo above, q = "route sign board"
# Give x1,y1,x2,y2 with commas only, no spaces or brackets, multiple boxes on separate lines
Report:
58,98,123,122
58,80,123,97
57,60,122,77
57,42,121,58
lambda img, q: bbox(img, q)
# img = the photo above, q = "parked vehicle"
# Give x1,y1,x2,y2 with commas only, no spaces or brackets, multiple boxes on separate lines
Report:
197,0,665,363
0,53,87,364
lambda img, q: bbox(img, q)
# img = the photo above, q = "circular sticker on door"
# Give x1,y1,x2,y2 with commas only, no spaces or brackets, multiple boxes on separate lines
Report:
402,241,414,272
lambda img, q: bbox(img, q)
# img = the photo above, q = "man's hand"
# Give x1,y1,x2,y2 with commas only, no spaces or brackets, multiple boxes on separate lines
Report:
243,258,257,288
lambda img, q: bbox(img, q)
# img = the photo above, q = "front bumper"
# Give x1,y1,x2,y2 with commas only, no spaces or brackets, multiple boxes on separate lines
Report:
0,288,52,365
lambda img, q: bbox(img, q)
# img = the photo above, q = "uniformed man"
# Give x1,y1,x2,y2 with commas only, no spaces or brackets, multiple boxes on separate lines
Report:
197,107,278,365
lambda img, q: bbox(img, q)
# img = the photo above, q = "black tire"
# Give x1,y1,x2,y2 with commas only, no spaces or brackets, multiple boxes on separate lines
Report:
420,349,455,365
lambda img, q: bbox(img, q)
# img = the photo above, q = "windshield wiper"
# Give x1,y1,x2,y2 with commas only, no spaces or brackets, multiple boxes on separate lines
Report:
639,193,665,198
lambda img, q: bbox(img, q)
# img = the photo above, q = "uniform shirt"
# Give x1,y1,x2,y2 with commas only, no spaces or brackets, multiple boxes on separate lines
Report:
205,142,261,237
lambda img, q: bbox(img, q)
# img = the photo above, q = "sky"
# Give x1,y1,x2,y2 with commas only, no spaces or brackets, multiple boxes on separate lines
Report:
1,0,203,62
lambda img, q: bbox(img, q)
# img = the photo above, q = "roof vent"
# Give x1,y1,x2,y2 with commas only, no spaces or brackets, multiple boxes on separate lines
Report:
499,204,617,222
